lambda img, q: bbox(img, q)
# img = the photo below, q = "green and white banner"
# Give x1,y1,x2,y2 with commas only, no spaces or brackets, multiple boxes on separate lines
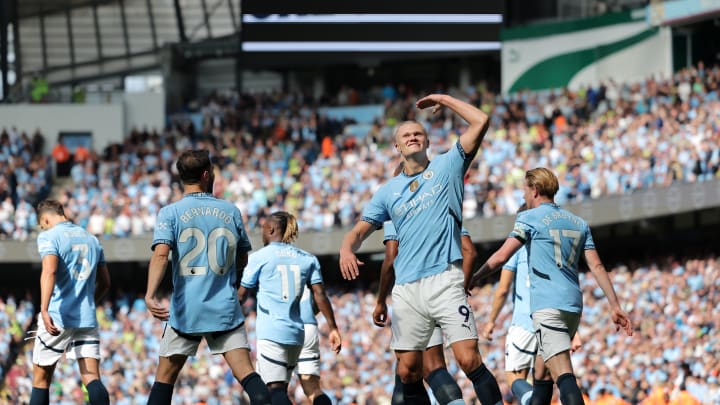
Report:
502,9,672,93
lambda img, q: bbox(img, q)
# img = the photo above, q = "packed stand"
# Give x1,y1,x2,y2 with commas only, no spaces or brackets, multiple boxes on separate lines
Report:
3,254,718,404
0,293,35,395
0,128,52,240
6,64,718,241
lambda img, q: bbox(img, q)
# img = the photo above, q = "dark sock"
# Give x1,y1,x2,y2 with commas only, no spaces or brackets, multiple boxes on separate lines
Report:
313,393,332,405
402,379,431,405
86,379,110,405
426,367,463,405
269,387,292,405
530,379,554,405
240,373,271,405
147,381,174,405
466,364,503,405
392,374,404,404
29,387,49,405
511,379,533,405
557,373,584,405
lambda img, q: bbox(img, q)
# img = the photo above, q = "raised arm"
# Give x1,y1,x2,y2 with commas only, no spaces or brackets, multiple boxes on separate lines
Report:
416,94,490,156
482,269,514,341
584,249,633,336
339,220,377,280
145,243,170,321
374,239,398,327
311,283,342,354
470,237,523,288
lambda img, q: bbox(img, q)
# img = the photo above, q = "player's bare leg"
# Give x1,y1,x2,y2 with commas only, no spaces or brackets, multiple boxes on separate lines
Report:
223,348,272,404
450,339,503,405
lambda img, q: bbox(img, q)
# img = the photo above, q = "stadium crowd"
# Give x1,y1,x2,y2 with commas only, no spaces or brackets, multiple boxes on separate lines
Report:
2,253,718,404
1,64,719,240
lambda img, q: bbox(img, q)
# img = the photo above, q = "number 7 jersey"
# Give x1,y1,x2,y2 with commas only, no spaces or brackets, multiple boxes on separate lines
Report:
509,202,595,315
152,192,252,334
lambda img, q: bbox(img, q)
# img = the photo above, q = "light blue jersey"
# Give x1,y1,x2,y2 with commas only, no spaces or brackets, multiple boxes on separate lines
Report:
364,142,472,284
383,220,470,242
152,192,252,334
37,221,105,328
241,242,324,345
510,202,595,314
502,248,533,332
299,287,317,325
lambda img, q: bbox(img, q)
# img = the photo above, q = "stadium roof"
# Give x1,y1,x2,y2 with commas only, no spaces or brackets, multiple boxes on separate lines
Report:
18,0,116,18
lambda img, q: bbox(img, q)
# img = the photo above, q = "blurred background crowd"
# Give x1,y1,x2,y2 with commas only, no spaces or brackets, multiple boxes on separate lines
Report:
1,253,717,404
1,63,719,240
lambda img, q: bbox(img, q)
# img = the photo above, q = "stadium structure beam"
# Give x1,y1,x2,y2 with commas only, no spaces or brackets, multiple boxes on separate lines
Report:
92,1,102,60
146,0,158,50
200,0,212,37
65,2,75,77
11,0,20,88
38,4,48,71
173,0,187,43
118,0,131,57
227,0,238,31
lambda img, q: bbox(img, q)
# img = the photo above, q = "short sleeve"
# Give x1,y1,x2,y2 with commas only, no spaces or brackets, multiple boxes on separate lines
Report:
240,252,262,288
309,256,324,285
152,206,175,250
361,188,389,228
584,224,596,250
383,221,397,243
509,211,533,243
234,208,252,253
36,232,58,259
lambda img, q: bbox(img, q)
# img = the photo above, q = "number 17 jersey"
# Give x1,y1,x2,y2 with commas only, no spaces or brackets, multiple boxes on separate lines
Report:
509,202,595,315
153,192,252,334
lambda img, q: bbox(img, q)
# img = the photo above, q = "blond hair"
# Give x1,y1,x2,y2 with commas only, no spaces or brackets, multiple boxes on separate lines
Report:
525,168,559,199
270,211,299,244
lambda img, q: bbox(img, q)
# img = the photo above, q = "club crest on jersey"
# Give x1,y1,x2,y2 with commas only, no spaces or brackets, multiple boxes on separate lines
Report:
409,179,419,192
423,170,434,180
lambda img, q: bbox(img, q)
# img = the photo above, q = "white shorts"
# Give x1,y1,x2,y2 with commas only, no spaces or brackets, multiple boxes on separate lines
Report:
505,325,537,372
256,339,302,384
32,316,100,366
427,326,444,348
532,309,580,361
296,324,321,376
159,322,249,357
390,263,478,351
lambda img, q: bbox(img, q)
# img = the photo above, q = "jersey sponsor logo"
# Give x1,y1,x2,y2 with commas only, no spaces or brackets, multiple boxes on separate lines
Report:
393,183,444,217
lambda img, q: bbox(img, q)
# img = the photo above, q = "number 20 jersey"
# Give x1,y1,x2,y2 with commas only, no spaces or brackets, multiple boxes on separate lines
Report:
152,192,252,334
509,202,595,315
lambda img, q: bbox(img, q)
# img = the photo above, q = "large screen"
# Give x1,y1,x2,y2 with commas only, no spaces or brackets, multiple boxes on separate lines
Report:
240,0,504,53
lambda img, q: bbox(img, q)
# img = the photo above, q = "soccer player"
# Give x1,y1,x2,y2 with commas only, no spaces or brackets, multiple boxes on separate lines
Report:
238,211,342,405
375,219,477,405
30,199,111,405
297,286,339,405
470,167,633,405
340,94,503,405
144,150,271,405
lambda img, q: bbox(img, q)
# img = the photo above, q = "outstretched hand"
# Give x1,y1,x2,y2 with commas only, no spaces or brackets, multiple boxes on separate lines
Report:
611,307,633,336
416,94,446,114
339,250,364,280
328,329,342,354
145,295,169,321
